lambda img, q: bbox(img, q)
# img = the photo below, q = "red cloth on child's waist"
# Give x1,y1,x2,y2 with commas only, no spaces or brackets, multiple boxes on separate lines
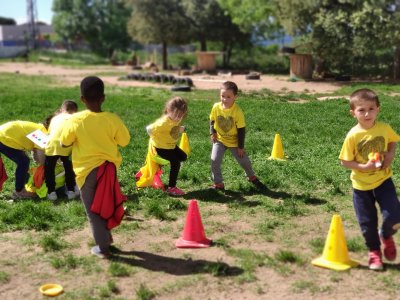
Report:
0,157,8,191
90,161,127,230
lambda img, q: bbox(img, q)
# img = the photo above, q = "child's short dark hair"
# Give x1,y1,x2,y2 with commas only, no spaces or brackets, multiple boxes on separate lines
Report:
80,76,104,102
221,81,238,95
61,100,78,113
350,88,380,109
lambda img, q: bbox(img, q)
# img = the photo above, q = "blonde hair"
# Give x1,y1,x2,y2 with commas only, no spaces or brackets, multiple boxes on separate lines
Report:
163,97,188,119
349,88,380,109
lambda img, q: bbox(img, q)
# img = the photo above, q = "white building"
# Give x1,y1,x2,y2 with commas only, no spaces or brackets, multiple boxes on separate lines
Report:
0,23,53,58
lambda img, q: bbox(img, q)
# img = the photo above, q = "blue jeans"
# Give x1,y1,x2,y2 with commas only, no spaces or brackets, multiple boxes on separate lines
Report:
353,178,400,251
0,142,30,191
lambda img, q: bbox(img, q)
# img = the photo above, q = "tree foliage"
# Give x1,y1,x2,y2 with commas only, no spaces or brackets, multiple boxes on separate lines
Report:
0,17,16,25
52,0,132,57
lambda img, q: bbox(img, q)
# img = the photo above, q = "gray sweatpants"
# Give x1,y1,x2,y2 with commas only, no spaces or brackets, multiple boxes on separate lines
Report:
211,141,255,184
81,167,112,253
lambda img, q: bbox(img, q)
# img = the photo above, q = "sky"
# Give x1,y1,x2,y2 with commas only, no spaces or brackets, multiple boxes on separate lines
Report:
0,0,54,25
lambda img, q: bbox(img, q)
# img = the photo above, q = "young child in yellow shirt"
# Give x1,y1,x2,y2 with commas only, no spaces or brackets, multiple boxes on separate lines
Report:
45,100,79,200
146,97,188,196
0,120,47,199
210,81,265,190
339,88,400,270
60,76,130,258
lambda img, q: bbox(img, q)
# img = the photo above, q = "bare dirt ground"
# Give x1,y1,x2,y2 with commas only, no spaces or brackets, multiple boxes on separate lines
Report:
0,62,347,93
1,63,395,300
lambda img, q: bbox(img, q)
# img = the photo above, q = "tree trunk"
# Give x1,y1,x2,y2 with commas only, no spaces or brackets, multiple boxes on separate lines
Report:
162,41,168,70
200,38,207,51
394,46,400,80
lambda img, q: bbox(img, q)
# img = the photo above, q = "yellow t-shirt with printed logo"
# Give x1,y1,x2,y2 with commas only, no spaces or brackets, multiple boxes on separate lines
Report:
210,102,245,147
339,122,400,190
148,115,181,149
0,121,46,150
45,113,74,156
59,110,130,188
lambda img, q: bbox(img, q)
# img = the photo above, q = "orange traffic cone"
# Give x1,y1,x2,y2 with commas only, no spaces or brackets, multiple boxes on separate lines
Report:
152,169,164,190
179,132,191,155
176,199,212,248
268,133,286,160
312,214,359,271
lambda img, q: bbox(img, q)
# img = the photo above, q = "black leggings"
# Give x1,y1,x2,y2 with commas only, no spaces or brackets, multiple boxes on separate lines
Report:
155,146,187,187
44,155,76,193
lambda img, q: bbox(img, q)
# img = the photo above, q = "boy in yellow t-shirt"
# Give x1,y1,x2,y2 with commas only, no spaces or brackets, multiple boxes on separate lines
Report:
45,100,78,201
210,81,265,190
339,88,400,271
0,120,46,199
60,76,130,258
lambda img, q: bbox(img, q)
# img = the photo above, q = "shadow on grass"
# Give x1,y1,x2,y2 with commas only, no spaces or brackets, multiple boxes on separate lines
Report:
183,187,326,206
109,250,243,276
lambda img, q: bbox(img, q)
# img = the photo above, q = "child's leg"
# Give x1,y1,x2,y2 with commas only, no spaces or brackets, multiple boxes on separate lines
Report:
375,178,400,238
0,142,30,191
353,188,380,251
80,168,111,253
60,156,76,191
211,142,226,184
229,148,255,178
44,155,59,193
156,146,187,187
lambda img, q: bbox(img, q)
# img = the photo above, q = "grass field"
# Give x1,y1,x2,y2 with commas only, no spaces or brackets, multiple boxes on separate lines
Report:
1,72,400,299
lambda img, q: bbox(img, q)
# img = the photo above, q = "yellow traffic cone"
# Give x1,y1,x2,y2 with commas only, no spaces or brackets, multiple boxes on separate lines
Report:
312,215,359,271
179,132,191,155
268,133,285,160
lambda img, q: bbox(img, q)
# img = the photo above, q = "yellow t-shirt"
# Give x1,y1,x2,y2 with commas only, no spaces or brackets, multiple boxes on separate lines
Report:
210,102,245,147
59,110,131,188
148,115,181,149
45,113,74,156
0,121,46,150
339,122,400,190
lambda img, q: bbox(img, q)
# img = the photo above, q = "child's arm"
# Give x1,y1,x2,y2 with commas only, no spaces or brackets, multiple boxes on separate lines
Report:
340,159,377,171
237,127,245,158
210,121,217,143
381,142,397,170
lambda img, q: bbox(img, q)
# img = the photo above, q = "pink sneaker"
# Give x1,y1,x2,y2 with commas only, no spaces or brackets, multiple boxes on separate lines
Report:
166,187,185,196
381,235,396,261
368,250,384,271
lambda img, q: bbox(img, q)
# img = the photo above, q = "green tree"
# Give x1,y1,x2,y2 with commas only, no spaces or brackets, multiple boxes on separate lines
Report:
0,17,16,25
126,0,189,70
276,0,400,77
52,0,132,58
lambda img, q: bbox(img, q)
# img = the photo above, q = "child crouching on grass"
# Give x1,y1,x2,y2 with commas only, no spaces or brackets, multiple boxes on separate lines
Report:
0,120,47,199
60,76,130,258
339,88,400,271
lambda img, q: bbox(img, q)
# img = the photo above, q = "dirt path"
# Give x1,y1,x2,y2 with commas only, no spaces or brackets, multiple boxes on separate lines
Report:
0,62,346,93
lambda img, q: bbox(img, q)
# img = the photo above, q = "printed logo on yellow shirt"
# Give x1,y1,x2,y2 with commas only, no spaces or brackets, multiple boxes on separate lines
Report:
217,116,234,132
357,136,385,161
170,126,180,139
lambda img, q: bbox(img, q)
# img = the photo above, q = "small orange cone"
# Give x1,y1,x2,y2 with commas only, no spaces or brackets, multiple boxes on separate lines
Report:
152,169,164,190
268,133,286,160
179,132,191,155
176,199,212,248
312,214,359,271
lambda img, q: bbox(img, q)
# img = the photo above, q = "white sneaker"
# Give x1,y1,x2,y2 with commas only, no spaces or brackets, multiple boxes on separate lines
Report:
47,191,57,201
74,185,80,197
66,190,76,200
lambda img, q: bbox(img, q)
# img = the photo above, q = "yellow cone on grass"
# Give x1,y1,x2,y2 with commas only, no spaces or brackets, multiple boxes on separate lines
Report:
268,133,285,160
179,132,191,155
312,214,359,271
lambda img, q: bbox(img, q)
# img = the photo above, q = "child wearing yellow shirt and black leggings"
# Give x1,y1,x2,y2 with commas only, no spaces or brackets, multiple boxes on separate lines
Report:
146,97,188,196
0,121,46,199
45,100,79,201
60,76,130,258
